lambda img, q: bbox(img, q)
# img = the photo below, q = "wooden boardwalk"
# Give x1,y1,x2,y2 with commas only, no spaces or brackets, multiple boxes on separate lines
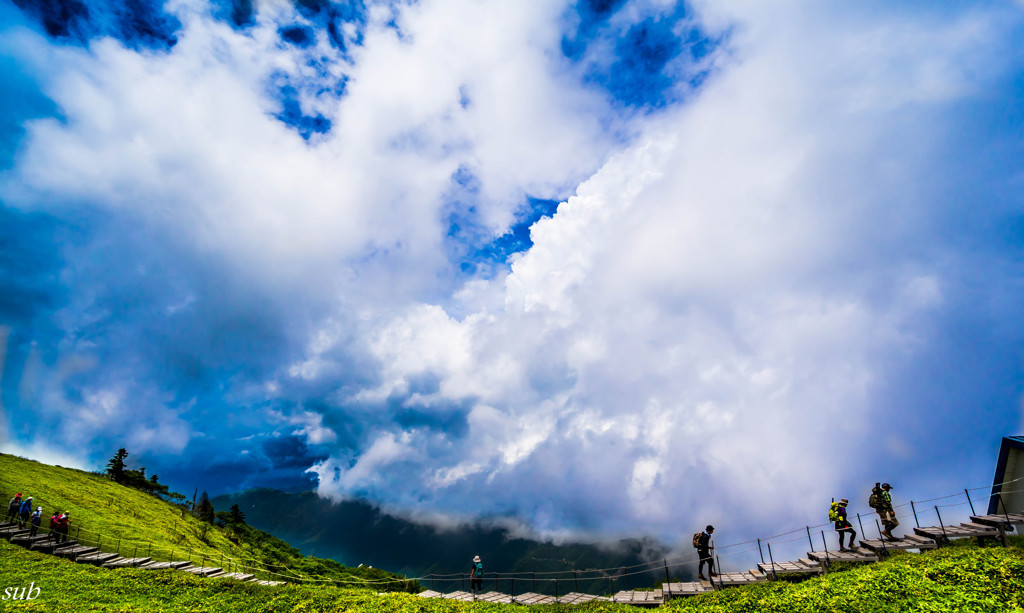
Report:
612,589,662,606
0,521,285,586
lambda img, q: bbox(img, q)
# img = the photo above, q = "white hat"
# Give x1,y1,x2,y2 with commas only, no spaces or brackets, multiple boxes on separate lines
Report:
473,555,481,563
36,507,42,511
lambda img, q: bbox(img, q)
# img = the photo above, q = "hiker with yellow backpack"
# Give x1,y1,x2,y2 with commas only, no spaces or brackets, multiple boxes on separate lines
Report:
829,499,857,551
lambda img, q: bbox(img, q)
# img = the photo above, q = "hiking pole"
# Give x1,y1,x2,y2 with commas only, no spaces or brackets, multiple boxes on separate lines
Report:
935,506,950,546
910,501,920,528
965,489,976,516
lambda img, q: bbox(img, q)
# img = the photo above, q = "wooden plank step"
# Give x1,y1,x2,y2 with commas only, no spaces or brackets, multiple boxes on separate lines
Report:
714,571,761,586
0,527,30,540
139,561,192,570
557,592,607,604
53,545,97,559
477,591,513,604
182,566,223,577
914,524,998,541
612,590,664,606
205,571,227,579
417,590,444,599
513,592,557,605
699,578,714,590
860,536,936,552
77,552,121,566
103,557,152,568
31,539,77,553
442,591,475,602
808,549,877,563
971,513,1024,527
662,581,710,596
253,580,286,586
11,534,52,547
216,573,256,581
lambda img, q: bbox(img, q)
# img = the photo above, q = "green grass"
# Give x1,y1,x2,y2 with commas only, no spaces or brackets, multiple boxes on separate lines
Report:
0,453,416,589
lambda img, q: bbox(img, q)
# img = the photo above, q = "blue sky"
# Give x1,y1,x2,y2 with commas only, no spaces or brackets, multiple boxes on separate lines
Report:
1,0,1024,548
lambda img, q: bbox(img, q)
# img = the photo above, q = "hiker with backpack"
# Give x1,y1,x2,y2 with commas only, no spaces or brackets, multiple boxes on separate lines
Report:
869,482,899,540
829,499,857,551
56,512,70,543
6,493,22,523
470,555,484,598
29,507,42,537
18,496,33,529
693,525,716,580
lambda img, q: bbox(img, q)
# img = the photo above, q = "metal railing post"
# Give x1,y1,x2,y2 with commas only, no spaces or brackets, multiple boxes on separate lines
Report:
875,519,888,556
806,526,814,551
766,542,778,580
910,501,920,528
935,506,950,545
757,538,764,564
965,489,976,516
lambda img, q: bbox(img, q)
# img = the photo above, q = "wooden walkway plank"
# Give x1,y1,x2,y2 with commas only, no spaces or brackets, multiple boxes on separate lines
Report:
807,549,877,564
971,513,1024,527
662,581,710,596
76,552,120,566
103,557,152,568
417,590,444,599
513,592,557,605
612,590,664,606
478,591,514,604
441,591,475,602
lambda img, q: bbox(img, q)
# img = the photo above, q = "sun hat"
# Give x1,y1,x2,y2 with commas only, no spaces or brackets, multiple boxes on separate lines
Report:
839,498,849,505
473,556,481,563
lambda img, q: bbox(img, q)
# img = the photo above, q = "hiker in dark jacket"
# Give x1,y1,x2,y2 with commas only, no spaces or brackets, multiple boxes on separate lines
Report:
18,496,33,528
6,493,22,522
29,507,42,537
697,525,715,580
470,555,484,598
834,499,857,551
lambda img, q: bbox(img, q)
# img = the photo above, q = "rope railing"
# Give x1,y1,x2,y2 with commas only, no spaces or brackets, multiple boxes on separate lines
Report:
5,474,1021,588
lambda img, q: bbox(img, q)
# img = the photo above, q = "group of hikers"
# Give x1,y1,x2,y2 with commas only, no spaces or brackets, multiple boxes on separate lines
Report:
692,482,899,580
5,493,72,542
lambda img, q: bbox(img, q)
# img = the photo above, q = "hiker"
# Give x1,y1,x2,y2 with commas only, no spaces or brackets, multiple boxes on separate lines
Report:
870,482,899,540
18,496,33,529
29,507,42,537
56,512,70,543
48,511,60,540
5,493,22,522
696,525,716,580
470,555,484,598
830,499,857,551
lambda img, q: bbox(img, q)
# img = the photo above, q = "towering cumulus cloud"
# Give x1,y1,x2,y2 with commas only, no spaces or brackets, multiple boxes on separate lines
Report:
1,0,1023,546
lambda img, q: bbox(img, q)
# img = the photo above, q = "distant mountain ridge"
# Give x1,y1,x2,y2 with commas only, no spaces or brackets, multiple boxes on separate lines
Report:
211,488,683,594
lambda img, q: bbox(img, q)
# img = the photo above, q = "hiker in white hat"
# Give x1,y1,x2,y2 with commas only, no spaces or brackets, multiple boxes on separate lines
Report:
470,555,483,597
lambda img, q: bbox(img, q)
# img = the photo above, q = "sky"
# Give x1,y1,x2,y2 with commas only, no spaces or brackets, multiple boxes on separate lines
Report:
1,0,1024,548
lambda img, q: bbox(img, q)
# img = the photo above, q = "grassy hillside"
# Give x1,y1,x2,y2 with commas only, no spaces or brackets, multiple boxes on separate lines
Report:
0,453,416,589
2,536,1023,611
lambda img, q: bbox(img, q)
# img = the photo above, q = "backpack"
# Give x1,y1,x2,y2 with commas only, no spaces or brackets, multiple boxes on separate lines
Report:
868,485,882,509
692,533,702,548
828,501,842,522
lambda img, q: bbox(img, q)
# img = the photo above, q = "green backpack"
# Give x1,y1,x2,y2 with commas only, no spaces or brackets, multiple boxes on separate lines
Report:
828,501,842,522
